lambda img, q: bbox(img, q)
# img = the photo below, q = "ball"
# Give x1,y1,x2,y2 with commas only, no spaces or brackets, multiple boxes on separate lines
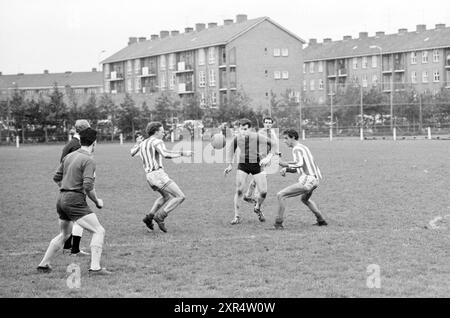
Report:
211,133,226,149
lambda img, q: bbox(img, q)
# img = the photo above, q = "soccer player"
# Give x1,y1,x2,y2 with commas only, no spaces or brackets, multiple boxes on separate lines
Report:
37,128,111,275
244,116,280,204
275,129,327,229
224,118,275,225
60,119,91,256
131,122,193,233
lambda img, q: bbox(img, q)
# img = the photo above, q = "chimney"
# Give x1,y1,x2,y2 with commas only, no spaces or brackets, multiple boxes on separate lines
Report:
398,28,408,34
195,23,206,32
309,38,317,45
185,27,194,33
224,19,233,26
416,24,426,32
92,68,97,72
171,30,180,36
151,34,159,40
376,31,385,37
435,23,446,29
323,38,332,43
236,14,248,23
160,30,169,38
138,37,147,42
0,72,2,76
128,37,138,45
43,70,49,74
208,22,218,28
65,71,72,74
359,32,368,39
343,35,352,40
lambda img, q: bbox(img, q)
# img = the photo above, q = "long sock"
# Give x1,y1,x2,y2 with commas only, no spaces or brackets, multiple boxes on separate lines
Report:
63,234,72,249
71,236,81,253
90,246,102,270
39,234,65,266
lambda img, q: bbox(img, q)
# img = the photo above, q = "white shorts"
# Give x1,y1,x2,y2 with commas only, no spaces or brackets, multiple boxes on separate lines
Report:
146,169,173,191
298,174,319,192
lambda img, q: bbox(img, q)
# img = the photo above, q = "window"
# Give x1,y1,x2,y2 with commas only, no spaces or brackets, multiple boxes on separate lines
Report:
160,55,166,69
411,71,417,83
319,79,324,90
422,51,428,63
168,54,176,70
310,79,315,91
353,58,358,69
274,71,281,79
281,48,289,56
362,74,368,87
433,70,440,82
135,78,141,93
303,80,307,91
208,47,215,64
411,52,417,64
134,59,140,74
371,56,377,68
282,71,289,79
372,74,378,85
433,50,440,63
422,71,428,83
318,61,323,72
211,91,217,105
273,48,281,56
160,72,167,89
127,60,132,75
362,57,368,69
126,79,132,91
309,62,314,73
169,73,176,90
200,93,206,107
199,71,206,87
198,49,205,65
209,69,216,86
303,63,306,74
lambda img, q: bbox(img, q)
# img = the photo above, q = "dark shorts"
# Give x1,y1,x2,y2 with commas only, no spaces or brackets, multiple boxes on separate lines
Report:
56,191,93,221
238,163,262,175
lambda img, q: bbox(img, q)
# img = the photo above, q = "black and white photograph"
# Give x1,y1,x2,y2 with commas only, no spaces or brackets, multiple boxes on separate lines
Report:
1,0,449,304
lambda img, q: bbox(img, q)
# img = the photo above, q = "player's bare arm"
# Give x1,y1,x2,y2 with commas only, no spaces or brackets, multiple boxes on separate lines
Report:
155,143,192,159
130,136,143,157
224,137,237,176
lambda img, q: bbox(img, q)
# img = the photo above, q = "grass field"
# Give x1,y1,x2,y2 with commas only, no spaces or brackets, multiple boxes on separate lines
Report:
0,139,449,298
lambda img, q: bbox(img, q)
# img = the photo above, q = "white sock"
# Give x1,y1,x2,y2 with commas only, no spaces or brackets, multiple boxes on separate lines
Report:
72,223,84,237
39,233,64,266
90,245,102,270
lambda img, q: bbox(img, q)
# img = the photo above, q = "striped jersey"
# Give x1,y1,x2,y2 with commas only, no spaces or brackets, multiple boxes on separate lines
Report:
231,132,272,164
290,143,322,179
131,137,167,173
258,128,279,154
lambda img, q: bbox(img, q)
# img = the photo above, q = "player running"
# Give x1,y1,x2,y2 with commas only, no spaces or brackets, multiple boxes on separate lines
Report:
224,118,275,225
243,116,280,204
275,129,327,229
131,122,193,233
37,128,111,275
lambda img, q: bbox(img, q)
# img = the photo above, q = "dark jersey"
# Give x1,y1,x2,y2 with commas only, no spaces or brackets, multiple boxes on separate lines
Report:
60,137,81,163
231,132,272,164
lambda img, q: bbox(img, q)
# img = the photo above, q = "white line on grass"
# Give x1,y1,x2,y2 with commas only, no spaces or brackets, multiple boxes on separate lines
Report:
1,226,433,258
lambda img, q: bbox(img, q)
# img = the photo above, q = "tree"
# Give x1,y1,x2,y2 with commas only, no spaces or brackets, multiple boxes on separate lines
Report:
44,83,68,141
98,93,119,141
139,101,152,130
216,89,254,124
82,93,100,125
182,94,204,120
154,92,180,126
118,93,140,138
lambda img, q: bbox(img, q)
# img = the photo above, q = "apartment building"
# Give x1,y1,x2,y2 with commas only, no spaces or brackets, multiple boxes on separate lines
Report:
101,14,305,109
0,69,103,103
303,24,450,104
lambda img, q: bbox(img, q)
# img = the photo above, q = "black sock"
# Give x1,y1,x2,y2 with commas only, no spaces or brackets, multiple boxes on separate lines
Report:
71,236,81,253
63,234,73,249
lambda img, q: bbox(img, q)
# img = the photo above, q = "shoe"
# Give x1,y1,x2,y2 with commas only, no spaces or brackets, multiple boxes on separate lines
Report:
153,215,167,233
71,250,90,257
37,264,52,273
143,214,154,230
88,268,113,275
313,220,328,226
230,216,242,225
274,221,284,230
243,196,256,205
254,207,266,222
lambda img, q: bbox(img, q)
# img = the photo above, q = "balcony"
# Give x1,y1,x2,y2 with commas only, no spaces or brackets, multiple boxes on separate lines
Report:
176,61,194,74
177,83,194,94
394,64,405,72
139,67,157,77
107,72,124,81
338,68,347,76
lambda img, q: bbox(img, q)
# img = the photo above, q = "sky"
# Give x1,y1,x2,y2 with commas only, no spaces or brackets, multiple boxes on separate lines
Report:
0,0,449,75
